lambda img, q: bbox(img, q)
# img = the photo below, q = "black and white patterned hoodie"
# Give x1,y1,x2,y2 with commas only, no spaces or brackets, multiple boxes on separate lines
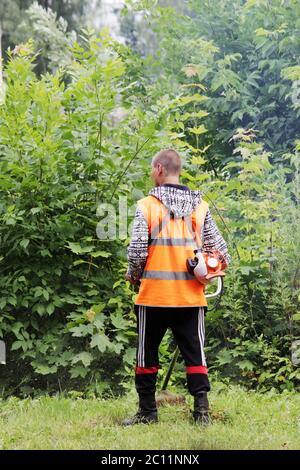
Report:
126,183,231,281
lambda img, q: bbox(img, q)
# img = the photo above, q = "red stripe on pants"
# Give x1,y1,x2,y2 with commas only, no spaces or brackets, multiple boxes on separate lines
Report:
186,365,208,375
135,366,159,374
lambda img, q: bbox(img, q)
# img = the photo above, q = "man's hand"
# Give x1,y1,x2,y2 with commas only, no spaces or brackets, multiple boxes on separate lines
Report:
125,273,139,285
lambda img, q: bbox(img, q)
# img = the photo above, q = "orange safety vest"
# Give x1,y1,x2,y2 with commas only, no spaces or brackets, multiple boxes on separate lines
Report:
135,195,209,307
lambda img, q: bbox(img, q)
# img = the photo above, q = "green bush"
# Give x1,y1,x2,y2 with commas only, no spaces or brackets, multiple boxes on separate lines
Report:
1,2,300,396
0,32,181,396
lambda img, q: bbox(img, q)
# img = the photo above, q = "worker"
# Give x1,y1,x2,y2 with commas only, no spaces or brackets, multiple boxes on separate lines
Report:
122,149,231,426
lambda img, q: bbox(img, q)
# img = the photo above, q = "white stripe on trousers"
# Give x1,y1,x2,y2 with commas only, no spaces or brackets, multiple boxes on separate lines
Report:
198,307,207,367
138,305,146,367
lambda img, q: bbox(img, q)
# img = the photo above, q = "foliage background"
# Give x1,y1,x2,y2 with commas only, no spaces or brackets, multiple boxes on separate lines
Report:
0,0,300,397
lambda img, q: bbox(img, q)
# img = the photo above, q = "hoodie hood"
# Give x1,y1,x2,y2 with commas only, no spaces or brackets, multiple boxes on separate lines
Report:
148,184,203,218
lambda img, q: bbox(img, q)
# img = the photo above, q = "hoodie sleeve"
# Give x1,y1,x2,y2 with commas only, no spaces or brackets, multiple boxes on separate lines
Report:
126,204,149,281
202,209,231,266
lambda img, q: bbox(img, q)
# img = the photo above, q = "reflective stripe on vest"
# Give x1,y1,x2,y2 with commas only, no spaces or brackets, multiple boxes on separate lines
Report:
142,270,195,280
149,237,196,247
134,195,209,307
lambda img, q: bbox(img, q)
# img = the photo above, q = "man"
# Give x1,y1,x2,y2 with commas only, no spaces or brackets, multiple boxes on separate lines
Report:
123,149,231,426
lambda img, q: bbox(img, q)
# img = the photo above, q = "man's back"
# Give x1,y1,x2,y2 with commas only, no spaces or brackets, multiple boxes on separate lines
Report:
134,185,208,307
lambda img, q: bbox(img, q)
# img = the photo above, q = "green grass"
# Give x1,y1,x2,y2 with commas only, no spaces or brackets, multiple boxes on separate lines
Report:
1,384,300,450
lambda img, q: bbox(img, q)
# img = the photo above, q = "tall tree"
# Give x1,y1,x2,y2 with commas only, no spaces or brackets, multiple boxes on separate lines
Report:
0,1,99,68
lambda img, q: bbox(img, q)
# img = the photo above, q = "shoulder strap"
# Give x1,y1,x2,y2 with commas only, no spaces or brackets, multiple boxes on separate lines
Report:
146,199,207,248
184,213,204,250
149,211,204,248
148,209,174,245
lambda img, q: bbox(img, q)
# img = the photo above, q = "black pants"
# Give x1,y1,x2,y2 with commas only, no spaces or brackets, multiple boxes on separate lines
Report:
134,305,210,397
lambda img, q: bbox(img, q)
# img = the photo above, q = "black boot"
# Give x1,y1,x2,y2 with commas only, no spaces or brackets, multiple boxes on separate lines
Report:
193,392,210,426
122,394,158,426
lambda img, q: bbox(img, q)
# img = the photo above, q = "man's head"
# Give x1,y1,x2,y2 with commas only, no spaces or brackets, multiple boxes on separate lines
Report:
151,149,182,186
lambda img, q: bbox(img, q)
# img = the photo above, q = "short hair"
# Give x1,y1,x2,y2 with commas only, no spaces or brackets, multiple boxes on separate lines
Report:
152,149,182,175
